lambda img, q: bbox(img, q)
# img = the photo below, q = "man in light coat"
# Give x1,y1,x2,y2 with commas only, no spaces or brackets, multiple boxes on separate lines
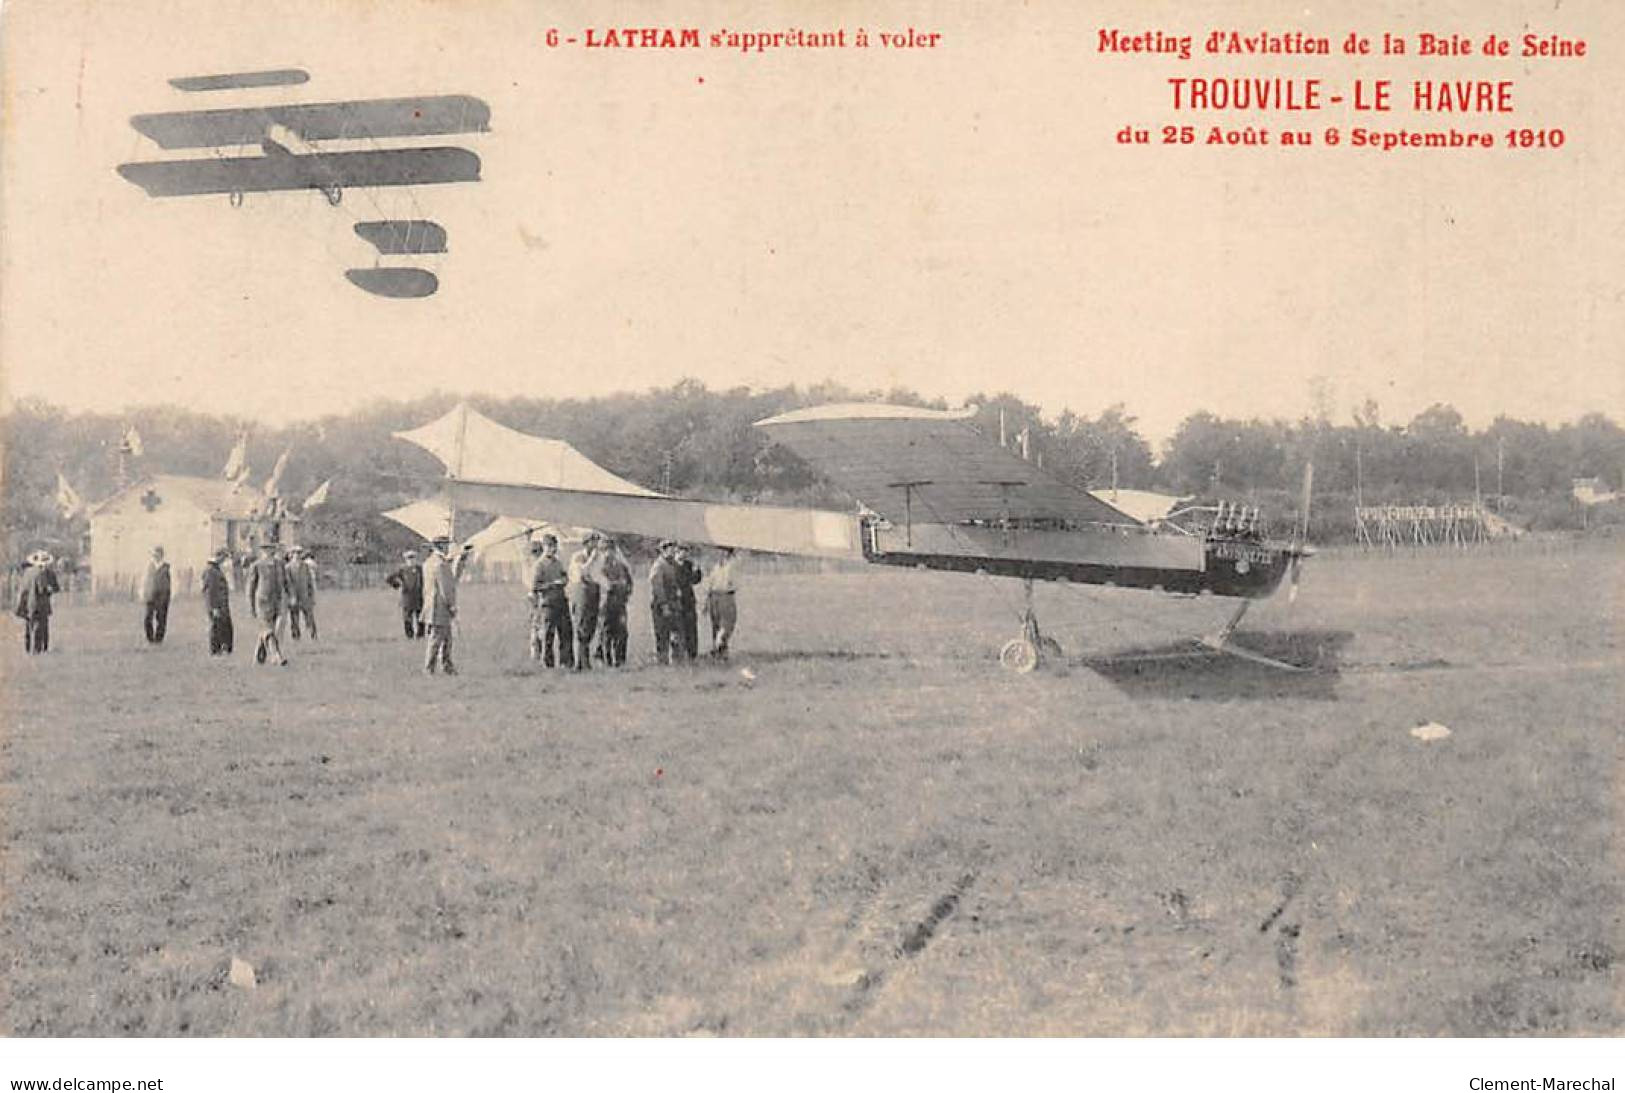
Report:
565,533,603,671
422,535,473,675
285,547,318,640
246,541,290,666
705,546,740,658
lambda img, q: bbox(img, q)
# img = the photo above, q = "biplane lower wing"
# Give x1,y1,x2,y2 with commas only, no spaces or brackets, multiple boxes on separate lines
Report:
117,147,480,197
445,479,866,562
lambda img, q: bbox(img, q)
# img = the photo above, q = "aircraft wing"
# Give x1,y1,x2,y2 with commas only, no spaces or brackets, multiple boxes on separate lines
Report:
130,95,490,149
116,147,479,198
755,403,1140,527
445,480,865,560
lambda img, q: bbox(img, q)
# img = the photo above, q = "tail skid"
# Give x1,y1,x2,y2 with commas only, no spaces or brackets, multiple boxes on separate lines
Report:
1198,599,1312,672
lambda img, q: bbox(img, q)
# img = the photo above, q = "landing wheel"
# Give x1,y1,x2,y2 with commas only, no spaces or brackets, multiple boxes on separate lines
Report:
1000,637,1039,674
323,184,343,206
999,580,1059,673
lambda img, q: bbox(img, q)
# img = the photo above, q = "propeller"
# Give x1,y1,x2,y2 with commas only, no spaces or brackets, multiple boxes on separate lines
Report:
1289,461,1314,603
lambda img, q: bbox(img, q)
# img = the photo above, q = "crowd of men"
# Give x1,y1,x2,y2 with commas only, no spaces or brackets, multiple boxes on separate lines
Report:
380,531,742,674
530,532,738,669
14,530,742,672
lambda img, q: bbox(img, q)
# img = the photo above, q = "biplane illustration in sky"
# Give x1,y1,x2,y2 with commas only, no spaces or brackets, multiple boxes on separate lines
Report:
394,403,1315,671
116,68,488,298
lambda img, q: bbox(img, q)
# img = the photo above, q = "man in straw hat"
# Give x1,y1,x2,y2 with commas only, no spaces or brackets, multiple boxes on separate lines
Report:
14,549,60,654
201,548,234,655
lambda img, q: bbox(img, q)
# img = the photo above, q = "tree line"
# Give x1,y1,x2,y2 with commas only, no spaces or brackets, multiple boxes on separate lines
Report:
3,381,1620,564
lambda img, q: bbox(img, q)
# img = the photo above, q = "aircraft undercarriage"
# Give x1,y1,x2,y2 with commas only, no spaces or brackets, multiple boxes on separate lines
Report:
995,577,1307,674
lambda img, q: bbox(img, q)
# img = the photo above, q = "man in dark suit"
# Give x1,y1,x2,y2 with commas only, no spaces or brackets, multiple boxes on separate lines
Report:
141,546,171,644
14,550,60,654
201,548,233,655
385,550,425,639
673,544,703,661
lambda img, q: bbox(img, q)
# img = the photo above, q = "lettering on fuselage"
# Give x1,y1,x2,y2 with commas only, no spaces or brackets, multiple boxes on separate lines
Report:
1208,541,1280,567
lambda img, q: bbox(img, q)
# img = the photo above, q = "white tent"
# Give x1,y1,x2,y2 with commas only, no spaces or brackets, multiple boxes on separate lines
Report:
393,403,657,495
381,498,453,541
464,516,589,560
1087,488,1192,525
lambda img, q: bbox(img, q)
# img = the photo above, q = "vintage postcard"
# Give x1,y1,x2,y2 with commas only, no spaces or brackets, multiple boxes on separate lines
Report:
1,0,1620,1085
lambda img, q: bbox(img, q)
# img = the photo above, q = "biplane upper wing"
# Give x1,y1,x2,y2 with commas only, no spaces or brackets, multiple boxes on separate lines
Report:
755,404,1141,527
129,95,490,149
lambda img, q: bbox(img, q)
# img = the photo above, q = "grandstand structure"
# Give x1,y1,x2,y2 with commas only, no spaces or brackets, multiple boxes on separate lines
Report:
1354,502,1518,548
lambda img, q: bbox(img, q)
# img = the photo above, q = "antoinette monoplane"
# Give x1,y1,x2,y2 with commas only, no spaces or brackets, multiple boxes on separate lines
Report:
116,67,488,298
394,402,1314,672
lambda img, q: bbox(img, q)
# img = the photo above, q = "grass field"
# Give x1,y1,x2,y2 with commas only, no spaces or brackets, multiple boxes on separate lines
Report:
2,543,1620,1036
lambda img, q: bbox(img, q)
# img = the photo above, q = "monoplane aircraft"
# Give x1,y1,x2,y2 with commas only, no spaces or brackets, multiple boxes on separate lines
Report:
393,403,1314,671
116,68,488,297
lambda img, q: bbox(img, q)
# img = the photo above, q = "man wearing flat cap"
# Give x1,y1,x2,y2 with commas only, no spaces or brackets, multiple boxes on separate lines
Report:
528,533,572,667
385,549,425,639
647,539,682,665
596,536,634,667
14,550,60,654
422,535,473,675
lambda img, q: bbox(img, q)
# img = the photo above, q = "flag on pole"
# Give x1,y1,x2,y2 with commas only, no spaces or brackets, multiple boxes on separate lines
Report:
120,426,144,457
222,434,248,479
262,449,291,498
55,473,83,519
302,479,331,510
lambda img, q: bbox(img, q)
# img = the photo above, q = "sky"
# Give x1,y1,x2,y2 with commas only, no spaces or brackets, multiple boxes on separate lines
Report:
2,0,1621,446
